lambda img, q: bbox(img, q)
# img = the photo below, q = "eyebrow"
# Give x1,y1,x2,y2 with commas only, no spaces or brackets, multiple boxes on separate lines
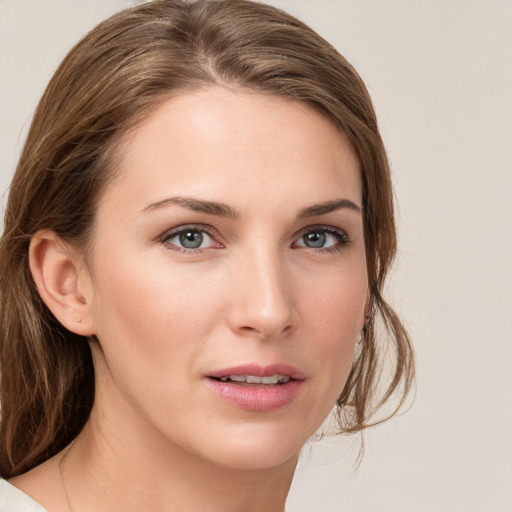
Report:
142,196,362,219
142,196,239,219
297,198,362,218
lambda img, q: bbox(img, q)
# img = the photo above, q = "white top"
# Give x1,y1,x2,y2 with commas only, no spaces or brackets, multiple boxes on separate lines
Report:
0,479,47,512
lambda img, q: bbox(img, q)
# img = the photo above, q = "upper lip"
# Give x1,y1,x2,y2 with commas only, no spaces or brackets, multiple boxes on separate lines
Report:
208,364,305,380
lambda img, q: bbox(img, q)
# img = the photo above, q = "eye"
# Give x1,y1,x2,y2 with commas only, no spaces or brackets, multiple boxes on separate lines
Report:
161,226,221,251
294,227,349,250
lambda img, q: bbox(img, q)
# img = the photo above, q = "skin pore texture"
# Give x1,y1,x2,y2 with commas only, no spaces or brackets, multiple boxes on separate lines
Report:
13,87,368,512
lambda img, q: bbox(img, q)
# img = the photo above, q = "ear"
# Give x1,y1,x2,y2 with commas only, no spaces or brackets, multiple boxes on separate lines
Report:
29,230,95,336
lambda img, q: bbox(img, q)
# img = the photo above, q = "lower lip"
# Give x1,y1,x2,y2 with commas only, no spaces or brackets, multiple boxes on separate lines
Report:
205,378,303,412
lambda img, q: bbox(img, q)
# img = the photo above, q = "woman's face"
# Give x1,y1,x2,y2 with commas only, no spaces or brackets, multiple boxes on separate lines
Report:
83,87,367,470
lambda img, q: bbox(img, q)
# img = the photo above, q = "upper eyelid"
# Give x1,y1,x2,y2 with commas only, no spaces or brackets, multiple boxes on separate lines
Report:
160,224,218,240
293,224,349,239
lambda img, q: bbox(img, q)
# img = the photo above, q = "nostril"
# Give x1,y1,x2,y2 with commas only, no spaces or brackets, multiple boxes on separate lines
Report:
238,323,294,338
240,326,258,333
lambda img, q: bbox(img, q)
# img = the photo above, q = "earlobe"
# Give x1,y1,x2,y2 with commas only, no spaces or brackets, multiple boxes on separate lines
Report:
29,231,95,336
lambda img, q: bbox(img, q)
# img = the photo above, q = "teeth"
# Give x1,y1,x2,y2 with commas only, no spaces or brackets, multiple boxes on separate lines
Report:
246,375,265,384
230,375,247,382
219,374,291,384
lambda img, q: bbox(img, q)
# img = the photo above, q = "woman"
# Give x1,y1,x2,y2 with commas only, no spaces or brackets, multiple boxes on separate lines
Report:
0,1,414,510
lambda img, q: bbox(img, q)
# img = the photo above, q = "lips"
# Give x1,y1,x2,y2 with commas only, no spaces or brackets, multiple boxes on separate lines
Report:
205,364,305,412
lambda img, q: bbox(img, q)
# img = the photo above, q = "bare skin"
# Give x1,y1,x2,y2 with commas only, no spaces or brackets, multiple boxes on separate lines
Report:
11,87,367,511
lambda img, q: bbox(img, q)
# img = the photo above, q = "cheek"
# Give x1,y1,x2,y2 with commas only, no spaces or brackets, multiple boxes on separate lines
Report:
89,255,220,378
299,263,367,385
302,261,367,334
88,256,224,432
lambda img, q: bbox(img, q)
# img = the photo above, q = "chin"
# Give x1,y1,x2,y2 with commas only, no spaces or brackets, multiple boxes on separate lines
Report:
207,444,300,472
188,421,310,471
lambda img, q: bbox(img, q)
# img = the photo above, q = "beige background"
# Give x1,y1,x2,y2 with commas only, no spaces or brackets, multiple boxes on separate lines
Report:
1,1,511,511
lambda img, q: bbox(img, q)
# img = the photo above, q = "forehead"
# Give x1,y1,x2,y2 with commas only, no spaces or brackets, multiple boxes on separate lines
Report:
98,87,362,217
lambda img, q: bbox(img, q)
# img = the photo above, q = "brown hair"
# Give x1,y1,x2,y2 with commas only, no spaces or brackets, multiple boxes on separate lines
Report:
0,0,414,478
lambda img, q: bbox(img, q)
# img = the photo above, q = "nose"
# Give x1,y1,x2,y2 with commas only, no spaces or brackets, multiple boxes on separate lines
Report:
227,249,297,340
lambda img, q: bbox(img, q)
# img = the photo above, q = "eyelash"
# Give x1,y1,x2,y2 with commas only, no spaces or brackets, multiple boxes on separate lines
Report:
159,224,350,254
160,224,221,254
293,225,350,253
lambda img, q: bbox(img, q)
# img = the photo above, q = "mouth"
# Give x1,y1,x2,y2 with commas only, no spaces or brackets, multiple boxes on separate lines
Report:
205,364,305,412
210,374,292,385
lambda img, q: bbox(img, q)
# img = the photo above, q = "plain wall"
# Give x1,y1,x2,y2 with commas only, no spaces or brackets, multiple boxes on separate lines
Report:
1,1,511,511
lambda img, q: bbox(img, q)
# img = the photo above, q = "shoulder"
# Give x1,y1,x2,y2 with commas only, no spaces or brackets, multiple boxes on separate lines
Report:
0,479,47,512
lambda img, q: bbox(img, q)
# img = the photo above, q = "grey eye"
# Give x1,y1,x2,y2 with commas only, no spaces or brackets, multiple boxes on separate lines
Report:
295,228,347,250
302,232,326,248
164,228,217,250
179,230,204,249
